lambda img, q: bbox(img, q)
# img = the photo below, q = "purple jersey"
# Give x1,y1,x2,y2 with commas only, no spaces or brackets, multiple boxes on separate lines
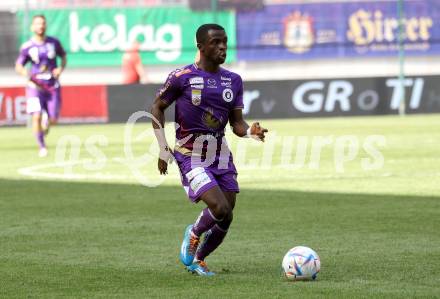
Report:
157,63,244,153
16,36,66,88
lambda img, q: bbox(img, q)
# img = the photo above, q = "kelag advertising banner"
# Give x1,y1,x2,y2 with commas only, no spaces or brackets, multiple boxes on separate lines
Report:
237,0,439,60
16,8,236,66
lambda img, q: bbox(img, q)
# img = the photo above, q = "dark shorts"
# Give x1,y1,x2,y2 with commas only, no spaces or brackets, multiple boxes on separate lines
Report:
174,151,239,202
26,86,61,119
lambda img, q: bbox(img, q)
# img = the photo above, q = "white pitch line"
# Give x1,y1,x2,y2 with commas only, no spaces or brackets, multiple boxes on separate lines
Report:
17,160,130,181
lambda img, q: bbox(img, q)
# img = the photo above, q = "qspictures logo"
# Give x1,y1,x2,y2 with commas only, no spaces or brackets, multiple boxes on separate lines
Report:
18,111,387,187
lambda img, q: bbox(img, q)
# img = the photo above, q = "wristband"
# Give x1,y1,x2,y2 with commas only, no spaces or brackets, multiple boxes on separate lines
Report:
243,127,251,138
159,146,174,163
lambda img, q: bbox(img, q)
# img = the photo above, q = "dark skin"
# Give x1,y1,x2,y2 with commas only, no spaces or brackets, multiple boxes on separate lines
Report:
151,29,267,220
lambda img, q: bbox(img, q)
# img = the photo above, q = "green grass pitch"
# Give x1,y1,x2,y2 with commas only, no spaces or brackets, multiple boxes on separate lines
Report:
1,115,439,298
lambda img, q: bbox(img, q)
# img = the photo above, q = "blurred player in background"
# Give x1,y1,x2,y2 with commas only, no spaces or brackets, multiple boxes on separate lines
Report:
151,24,267,276
122,41,146,84
15,14,67,157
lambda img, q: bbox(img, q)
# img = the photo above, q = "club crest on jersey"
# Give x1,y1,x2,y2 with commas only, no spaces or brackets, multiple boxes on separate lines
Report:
191,89,202,106
222,88,233,102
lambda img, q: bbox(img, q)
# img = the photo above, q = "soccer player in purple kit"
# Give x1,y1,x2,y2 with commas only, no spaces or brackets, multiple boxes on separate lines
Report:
151,24,267,276
15,15,67,157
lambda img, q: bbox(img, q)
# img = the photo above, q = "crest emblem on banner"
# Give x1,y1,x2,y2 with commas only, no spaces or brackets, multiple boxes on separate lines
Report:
283,11,314,54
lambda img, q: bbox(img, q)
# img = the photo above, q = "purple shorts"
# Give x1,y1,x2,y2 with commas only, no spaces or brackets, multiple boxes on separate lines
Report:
174,152,239,202
26,86,61,119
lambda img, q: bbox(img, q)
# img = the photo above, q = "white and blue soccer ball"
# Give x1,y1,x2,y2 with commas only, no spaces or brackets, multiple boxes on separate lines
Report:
282,246,320,281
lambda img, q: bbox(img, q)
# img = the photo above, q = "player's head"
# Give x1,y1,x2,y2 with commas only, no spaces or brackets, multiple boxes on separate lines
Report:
196,24,227,65
31,15,46,37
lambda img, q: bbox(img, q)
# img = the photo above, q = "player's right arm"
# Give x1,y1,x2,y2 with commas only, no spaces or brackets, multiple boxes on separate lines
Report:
151,97,172,175
15,44,30,78
15,63,28,78
150,69,182,175
15,56,29,78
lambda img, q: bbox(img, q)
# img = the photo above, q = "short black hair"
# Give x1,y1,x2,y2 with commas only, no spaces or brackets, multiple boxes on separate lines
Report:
196,24,225,44
32,14,46,22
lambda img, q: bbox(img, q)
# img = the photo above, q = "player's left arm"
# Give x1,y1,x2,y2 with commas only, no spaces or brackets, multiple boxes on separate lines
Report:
52,54,67,80
229,109,268,142
53,40,67,79
228,75,267,141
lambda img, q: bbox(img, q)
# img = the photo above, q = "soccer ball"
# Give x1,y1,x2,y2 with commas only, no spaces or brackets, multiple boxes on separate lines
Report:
282,246,320,281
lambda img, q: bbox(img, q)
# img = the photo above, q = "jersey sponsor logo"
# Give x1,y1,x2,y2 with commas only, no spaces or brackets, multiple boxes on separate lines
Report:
35,73,53,80
191,84,204,89
190,77,204,85
221,81,231,87
221,76,231,81
222,88,234,102
191,89,202,106
207,78,217,88
176,68,191,77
